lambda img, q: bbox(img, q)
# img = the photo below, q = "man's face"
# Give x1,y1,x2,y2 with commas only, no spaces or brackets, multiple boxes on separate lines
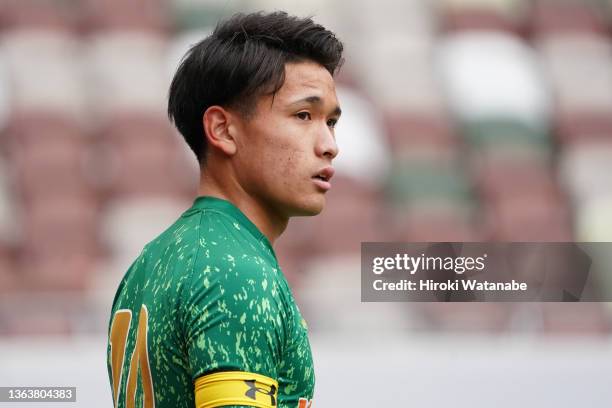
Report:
231,61,341,218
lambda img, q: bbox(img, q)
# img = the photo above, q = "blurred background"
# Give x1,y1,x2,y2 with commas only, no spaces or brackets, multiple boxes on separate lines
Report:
0,0,612,406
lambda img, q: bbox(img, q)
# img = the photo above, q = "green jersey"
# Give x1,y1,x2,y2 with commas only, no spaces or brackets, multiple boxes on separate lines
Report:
106,196,315,408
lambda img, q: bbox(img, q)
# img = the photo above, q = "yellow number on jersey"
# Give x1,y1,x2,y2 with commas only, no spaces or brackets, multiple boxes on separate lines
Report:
110,305,155,408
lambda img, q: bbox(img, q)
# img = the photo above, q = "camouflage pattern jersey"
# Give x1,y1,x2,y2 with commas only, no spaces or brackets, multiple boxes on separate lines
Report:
106,196,315,408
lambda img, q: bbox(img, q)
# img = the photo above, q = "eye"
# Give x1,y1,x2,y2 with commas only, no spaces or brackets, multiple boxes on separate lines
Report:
296,112,311,120
327,118,338,128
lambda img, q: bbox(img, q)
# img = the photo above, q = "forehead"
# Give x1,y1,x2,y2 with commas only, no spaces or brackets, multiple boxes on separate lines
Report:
273,61,338,105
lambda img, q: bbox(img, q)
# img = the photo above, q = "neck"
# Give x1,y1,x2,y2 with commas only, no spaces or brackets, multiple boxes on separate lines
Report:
197,167,288,245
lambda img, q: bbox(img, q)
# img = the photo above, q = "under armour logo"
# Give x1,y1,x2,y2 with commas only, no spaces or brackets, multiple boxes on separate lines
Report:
244,379,277,406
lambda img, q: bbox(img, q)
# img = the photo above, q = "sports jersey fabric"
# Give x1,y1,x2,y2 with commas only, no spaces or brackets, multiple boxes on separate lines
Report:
107,196,315,408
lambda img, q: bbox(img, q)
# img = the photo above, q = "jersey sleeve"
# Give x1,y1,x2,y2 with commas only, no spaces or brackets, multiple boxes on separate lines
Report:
181,248,287,407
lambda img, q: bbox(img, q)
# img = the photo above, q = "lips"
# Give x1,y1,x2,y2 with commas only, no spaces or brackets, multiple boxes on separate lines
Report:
312,166,335,191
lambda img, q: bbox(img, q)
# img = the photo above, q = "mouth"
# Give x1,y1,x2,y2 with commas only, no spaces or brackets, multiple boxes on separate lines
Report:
312,167,335,191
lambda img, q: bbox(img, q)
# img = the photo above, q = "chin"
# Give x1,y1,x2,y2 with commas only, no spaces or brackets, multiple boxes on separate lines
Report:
290,195,326,217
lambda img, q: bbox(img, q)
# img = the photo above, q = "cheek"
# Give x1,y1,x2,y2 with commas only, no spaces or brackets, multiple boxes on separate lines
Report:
261,137,307,187
247,117,313,193
279,144,308,189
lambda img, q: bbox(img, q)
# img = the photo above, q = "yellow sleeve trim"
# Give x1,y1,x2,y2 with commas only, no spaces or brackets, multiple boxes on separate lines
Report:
194,371,279,408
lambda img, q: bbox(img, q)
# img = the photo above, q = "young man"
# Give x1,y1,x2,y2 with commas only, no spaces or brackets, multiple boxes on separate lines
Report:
106,11,343,408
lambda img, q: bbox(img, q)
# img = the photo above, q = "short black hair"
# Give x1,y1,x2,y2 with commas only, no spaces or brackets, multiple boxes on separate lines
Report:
167,11,344,163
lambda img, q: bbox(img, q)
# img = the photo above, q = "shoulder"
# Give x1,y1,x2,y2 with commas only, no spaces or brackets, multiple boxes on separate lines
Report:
187,206,279,289
133,205,255,275
175,206,290,333
181,224,289,333
186,247,284,316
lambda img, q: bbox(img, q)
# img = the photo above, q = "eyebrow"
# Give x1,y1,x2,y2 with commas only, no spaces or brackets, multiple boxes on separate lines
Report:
289,95,342,117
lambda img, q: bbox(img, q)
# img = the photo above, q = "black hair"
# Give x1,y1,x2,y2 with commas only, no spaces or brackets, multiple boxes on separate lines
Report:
167,11,344,163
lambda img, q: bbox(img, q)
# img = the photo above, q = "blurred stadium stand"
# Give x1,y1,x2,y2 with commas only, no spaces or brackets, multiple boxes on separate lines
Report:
0,0,610,340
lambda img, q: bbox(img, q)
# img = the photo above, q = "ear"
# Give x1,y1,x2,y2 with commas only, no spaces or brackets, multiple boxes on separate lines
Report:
202,106,237,156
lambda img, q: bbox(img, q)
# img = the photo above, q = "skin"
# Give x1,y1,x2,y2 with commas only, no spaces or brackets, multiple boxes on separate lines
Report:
198,60,341,245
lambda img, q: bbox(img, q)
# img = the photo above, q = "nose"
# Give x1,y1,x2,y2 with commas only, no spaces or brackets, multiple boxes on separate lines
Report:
315,125,339,160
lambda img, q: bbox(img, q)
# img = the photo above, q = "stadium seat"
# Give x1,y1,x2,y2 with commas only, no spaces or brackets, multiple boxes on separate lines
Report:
575,196,612,241
541,303,610,335
1,29,85,121
385,148,477,241
298,253,413,332
0,154,17,295
460,118,550,152
530,0,608,35
384,114,460,172
537,33,612,119
539,33,612,146
333,86,391,189
272,246,306,287
0,157,18,247
485,193,573,240
6,115,94,202
99,113,198,199
274,215,319,284
308,176,387,255
19,253,96,292
386,160,473,206
1,305,72,335
436,31,551,129
558,141,612,206
0,245,17,294
86,31,169,119
390,201,481,242
0,0,75,32
554,112,612,147
81,0,171,33
354,36,443,116
0,51,10,134
100,196,190,269
471,152,558,202
419,303,514,332
438,0,528,34
338,0,434,40
15,191,100,292
21,194,100,260
172,0,240,31
574,199,612,303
